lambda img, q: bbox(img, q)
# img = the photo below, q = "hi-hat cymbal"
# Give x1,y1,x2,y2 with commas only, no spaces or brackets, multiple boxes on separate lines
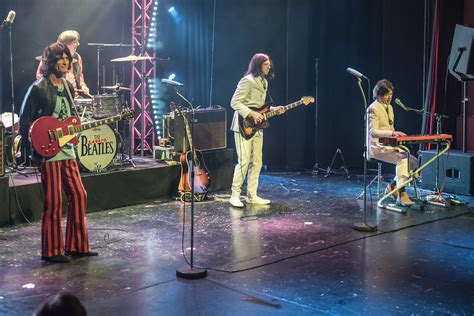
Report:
101,85,131,91
110,54,153,62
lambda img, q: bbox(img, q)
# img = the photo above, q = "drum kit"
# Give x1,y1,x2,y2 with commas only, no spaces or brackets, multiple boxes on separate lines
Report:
72,54,149,173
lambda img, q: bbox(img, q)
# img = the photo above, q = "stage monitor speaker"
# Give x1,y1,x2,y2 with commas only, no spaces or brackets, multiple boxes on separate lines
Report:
0,122,5,177
174,108,227,153
420,150,474,196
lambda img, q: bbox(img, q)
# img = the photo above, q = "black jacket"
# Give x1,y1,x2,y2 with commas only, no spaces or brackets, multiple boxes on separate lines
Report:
19,77,75,162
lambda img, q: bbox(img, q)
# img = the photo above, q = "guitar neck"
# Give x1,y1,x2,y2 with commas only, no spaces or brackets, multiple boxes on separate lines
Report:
264,100,303,119
182,115,194,154
74,115,123,133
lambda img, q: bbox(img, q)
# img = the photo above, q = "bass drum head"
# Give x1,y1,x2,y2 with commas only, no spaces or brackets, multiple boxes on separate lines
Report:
77,125,117,172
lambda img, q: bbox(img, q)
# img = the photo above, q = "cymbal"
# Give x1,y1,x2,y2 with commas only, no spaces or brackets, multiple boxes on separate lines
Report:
110,54,153,62
1,112,19,128
101,85,131,91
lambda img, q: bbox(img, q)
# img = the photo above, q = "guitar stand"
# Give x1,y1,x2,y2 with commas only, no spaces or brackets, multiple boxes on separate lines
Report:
325,148,350,179
179,191,207,203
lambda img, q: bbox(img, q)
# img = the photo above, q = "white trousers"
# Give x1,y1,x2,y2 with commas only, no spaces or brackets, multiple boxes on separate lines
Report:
231,131,263,199
370,146,418,188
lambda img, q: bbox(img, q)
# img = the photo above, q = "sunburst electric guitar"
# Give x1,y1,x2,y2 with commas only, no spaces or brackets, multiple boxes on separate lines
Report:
238,96,315,139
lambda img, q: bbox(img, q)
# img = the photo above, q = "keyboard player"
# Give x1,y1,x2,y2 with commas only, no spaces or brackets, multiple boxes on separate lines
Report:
367,79,418,206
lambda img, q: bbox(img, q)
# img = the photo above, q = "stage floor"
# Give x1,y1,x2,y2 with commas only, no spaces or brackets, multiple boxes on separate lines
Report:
0,172,473,315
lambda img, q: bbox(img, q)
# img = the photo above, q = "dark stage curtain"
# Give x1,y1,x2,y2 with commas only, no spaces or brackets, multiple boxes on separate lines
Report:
162,0,215,107
422,0,440,149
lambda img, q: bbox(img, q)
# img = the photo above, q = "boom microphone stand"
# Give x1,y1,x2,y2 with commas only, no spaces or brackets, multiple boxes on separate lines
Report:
348,70,377,232
172,85,207,280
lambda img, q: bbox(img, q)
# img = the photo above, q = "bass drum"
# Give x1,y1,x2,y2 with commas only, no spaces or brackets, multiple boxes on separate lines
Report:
77,125,117,173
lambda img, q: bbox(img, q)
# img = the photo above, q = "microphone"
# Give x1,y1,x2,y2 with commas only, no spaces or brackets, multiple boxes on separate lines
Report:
346,67,368,79
394,98,409,111
161,78,184,87
3,11,16,26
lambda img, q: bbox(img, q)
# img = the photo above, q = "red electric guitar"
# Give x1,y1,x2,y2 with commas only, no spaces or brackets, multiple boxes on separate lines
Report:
29,109,134,158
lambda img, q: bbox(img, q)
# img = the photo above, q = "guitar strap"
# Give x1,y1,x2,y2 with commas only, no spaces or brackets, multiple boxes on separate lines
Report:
62,78,81,117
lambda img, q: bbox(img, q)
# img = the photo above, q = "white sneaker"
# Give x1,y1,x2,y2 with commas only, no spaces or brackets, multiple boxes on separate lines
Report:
229,196,244,208
248,196,271,205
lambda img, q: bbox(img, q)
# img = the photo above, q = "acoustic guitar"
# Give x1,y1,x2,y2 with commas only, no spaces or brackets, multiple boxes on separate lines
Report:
238,96,315,139
176,106,211,198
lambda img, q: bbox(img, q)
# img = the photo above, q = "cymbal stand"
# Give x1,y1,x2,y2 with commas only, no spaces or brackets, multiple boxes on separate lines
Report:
86,42,134,94
117,94,135,168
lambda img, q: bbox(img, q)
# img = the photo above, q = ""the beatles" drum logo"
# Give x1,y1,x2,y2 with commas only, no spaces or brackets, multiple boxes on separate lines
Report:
80,135,115,156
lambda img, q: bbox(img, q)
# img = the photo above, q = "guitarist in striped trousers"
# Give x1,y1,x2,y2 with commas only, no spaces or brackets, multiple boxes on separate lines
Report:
20,42,97,263
229,53,285,208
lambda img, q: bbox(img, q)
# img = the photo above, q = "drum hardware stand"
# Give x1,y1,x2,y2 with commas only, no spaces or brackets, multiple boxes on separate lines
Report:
86,43,134,94
172,86,207,280
118,97,135,168
324,148,350,179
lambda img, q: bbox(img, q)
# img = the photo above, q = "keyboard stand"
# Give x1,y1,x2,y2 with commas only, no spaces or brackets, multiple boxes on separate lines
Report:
377,139,451,213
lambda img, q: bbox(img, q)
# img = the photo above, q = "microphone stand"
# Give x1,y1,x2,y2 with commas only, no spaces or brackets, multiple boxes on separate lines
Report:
6,23,19,173
404,106,451,206
353,77,377,232
174,87,207,280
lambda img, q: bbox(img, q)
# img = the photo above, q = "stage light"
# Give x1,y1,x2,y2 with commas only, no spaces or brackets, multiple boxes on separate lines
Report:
168,7,175,13
168,73,176,80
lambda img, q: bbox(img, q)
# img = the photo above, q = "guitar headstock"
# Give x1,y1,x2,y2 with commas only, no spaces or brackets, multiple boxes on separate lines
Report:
121,108,135,120
301,96,315,105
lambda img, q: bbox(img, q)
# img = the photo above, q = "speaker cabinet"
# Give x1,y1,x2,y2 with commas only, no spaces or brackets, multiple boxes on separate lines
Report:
421,150,474,195
173,108,227,153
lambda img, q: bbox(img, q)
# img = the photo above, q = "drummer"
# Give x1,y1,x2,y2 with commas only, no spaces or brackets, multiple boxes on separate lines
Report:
36,30,90,98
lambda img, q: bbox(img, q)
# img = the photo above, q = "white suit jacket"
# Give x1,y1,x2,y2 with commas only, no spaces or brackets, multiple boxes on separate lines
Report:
230,74,267,132
367,100,396,158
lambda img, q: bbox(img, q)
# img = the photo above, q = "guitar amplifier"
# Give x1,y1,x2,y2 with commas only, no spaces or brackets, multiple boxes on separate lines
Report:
172,108,227,153
0,122,5,177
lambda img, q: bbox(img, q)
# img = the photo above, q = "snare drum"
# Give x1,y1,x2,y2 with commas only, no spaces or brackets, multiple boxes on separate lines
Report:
92,94,121,119
77,125,117,172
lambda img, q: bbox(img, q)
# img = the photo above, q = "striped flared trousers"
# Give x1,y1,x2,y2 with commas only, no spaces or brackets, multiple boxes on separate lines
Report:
40,159,89,257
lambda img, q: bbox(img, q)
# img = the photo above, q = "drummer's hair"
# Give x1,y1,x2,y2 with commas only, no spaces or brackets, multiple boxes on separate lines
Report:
39,42,73,77
57,30,80,45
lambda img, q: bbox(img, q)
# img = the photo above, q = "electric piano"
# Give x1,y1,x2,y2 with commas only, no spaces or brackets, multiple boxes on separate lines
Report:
379,134,452,146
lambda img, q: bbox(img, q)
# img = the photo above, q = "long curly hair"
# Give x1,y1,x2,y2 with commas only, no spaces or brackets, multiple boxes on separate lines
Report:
39,42,73,77
245,53,275,80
